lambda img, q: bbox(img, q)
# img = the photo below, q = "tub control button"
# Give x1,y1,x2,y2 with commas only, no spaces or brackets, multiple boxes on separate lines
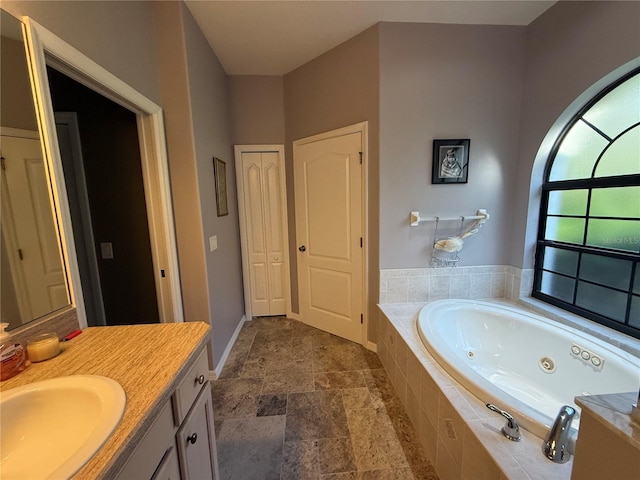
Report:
571,345,581,356
591,356,602,367
580,351,591,361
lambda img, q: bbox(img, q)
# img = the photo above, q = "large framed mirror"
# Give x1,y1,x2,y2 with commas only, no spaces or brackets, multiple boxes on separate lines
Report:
1,10,71,331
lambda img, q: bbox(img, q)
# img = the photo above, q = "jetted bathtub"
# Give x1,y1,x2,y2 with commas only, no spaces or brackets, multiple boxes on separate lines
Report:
417,299,640,441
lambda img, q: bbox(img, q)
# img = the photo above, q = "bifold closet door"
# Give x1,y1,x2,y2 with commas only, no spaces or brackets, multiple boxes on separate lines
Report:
239,150,287,317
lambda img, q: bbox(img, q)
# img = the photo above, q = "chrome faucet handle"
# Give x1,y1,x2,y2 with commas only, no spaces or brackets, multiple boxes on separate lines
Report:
486,403,522,441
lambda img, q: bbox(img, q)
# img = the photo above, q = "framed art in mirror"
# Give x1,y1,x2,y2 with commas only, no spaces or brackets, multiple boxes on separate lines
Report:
432,139,470,184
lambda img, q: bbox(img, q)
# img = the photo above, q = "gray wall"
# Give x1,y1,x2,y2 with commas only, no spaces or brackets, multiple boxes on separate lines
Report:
153,1,210,331
379,22,525,269
283,25,380,342
182,5,244,366
230,76,285,145
511,0,640,269
2,1,161,105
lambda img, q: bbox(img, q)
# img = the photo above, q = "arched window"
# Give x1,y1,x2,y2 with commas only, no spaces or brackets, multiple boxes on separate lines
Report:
534,68,640,339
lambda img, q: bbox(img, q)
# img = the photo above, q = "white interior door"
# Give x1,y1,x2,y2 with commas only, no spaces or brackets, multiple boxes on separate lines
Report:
0,133,67,319
293,125,365,343
235,145,289,318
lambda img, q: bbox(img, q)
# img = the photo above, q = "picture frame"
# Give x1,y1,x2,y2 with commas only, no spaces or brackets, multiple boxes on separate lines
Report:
432,139,470,184
213,157,228,216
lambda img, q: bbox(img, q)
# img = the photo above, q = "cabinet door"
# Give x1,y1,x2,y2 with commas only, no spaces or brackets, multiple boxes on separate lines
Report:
151,446,180,480
176,384,220,480
116,401,176,480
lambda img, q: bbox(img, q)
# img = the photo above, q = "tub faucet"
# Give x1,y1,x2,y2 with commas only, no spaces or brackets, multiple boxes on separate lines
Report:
486,403,521,441
543,405,576,463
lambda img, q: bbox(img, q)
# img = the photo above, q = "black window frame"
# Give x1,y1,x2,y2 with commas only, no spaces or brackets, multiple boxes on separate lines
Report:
533,67,640,339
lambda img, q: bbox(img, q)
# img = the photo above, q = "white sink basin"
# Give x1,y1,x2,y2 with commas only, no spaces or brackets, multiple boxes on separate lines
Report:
0,375,126,479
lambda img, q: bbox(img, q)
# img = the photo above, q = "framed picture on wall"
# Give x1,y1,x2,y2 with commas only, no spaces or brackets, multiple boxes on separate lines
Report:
213,157,228,216
432,139,470,184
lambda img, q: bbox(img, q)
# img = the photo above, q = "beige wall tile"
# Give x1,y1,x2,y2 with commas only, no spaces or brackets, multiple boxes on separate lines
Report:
406,385,421,432
420,368,440,428
395,336,409,376
406,350,422,398
438,392,465,465
436,437,462,480
461,426,502,480
419,409,438,463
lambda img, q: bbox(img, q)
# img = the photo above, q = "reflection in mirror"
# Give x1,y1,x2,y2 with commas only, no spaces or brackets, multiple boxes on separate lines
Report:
1,10,70,330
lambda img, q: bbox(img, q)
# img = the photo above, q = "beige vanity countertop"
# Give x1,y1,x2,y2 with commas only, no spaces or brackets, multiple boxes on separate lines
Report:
0,321,211,479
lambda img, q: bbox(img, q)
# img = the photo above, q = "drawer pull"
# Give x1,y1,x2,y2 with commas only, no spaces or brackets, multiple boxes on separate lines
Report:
187,433,198,445
196,374,205,385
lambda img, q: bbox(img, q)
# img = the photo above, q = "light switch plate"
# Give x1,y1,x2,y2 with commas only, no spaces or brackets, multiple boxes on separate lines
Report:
100,242,114,259
209,235,218,252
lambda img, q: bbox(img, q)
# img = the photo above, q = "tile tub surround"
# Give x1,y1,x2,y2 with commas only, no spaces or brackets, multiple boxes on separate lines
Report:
378,303,574,480
211,316,439,479
379,266,533,304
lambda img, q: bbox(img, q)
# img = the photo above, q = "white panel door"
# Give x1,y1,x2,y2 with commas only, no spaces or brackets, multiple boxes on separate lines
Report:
1,135,67,319
294,129,364,343
237,147,288,317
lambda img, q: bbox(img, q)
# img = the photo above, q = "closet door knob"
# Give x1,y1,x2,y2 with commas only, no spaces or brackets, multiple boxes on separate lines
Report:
299,245,306,252
187,433,198,445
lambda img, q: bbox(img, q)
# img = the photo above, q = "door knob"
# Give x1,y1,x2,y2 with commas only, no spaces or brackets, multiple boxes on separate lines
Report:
299,245,306,252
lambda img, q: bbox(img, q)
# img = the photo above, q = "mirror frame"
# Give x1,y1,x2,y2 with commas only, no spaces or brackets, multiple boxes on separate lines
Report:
10,15,184,340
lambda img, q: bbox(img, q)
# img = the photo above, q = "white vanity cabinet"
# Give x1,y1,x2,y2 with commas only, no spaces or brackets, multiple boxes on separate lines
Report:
116,348,219,480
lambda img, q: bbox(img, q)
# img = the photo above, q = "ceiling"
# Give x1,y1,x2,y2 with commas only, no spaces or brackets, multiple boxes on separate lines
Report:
184,1,556,76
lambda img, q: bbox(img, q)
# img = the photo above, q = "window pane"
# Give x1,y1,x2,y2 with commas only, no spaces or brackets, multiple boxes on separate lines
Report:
595,126,640,178
540,271,575,303
579,254,632,291
548,190,588,216
583,73,640,139
630,296,640,329
586,219,640,252
635,269,640,294
576,282,627,322
545,217,585,244
549,121,608,181
590,186,640,218
543,247,578,277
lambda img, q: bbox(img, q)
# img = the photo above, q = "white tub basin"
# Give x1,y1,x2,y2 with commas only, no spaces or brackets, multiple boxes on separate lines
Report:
0,375,126,479
417,299,640,440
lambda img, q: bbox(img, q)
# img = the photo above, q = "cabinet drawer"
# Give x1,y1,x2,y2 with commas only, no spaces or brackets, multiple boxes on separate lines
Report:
172,347,209,424
116,401,175,480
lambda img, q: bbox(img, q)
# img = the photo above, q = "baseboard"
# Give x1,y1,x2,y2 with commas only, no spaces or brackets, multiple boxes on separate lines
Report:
287,310,300,321
366,341,377,353
212,314,246,380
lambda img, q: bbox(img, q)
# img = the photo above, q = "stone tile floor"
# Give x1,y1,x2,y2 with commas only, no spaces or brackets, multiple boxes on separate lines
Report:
211,316,439,479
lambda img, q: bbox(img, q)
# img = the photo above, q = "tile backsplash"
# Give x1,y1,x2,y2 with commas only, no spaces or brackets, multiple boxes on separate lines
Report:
379,265,533,304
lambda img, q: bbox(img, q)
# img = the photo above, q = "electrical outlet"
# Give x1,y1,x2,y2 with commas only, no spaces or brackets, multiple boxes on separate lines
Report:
209,235,218,252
